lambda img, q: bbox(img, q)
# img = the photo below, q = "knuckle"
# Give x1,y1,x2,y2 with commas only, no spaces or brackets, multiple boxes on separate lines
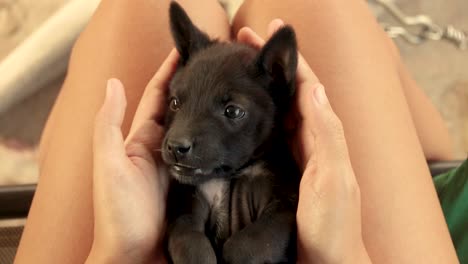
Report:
124,141,139,156
151,73,163,86
325,114,348,151
328,114,345,136
93,116,104,133
93,117,108,138
348,180,360,197
344,174,361,201
299,164,318,188
94,110,107,127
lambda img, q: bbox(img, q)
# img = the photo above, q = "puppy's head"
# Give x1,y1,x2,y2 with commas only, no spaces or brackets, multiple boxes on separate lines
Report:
162,2,297,185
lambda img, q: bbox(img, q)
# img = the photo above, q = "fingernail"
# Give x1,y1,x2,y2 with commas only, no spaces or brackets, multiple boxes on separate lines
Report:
106,78,117,102
313,84,328,105
274,18,285,26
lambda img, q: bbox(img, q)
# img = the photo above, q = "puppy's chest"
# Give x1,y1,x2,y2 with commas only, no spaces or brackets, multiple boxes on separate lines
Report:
196,163,274,242
198,179,229,215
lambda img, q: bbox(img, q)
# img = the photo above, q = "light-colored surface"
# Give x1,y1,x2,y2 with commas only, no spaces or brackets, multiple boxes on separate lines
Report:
0,0,466,185
371,0,468,158
0,141,37,184
0,0,70,185
0,218,26,228
0,0,69,56
0,0,100,113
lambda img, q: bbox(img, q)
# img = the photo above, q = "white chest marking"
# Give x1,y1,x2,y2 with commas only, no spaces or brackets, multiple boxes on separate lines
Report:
239,162,268,179
198,179,228,209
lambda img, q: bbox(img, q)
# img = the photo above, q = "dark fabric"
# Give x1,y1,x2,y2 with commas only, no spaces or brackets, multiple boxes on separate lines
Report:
0,225,23,264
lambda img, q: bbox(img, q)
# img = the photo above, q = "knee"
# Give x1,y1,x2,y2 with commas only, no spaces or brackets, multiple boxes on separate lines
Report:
382,32,404,65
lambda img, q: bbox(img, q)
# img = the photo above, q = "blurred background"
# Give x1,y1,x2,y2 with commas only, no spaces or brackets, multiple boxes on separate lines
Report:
0,0,467,186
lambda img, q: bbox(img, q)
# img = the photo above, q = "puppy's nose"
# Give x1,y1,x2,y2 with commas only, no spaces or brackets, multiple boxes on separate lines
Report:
167,138,192,157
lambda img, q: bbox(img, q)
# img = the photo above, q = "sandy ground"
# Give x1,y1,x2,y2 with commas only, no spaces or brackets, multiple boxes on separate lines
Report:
0,0,466,185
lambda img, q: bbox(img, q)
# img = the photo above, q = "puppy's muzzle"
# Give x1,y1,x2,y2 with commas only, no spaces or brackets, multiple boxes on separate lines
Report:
167,137,193,160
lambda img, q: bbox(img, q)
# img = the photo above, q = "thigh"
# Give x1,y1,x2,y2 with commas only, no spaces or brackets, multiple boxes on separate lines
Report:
15,0,230,263
233,0,457,263
396,58,453,160
382,34,453,161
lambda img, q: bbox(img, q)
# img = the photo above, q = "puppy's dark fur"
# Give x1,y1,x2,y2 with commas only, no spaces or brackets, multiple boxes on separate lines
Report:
162,2,300,263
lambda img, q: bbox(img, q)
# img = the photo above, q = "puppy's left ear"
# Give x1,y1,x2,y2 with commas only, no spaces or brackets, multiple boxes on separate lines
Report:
255,26,298,95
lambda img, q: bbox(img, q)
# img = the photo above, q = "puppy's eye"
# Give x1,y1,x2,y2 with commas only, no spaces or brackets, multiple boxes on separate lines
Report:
169,98,180,111
224,105,245,119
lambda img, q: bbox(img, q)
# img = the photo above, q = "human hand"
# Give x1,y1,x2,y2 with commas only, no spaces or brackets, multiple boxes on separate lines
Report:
237,21,371,263
87,49,179,264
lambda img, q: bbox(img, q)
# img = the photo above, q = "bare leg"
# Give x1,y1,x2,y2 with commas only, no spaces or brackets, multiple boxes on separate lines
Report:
15,0,230,263
383,35,453,161
233,0,457,263
396,58,453,161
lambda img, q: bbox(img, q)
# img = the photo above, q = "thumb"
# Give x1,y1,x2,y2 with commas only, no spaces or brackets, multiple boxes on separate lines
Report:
299,83,350,167
93,78,127,162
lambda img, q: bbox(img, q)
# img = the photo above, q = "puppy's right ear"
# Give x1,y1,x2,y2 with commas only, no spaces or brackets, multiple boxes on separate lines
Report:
169,2,211,65
255,26,298,91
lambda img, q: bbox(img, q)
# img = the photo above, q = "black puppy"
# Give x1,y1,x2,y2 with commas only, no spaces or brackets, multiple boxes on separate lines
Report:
162,2,300,263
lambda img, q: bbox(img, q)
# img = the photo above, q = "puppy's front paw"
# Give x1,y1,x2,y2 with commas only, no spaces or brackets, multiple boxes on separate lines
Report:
222,230,291,264
223,235,270,264
169,232,217,264
222,237,250,264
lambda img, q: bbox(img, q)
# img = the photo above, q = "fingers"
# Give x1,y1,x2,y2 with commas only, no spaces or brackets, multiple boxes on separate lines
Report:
236,20,326,165
124,49,179,162
236,19,320,106
237,19,285,49
295,54,319,87
267,18,285,37
129,48,179,134
237,27,265,49
94,79,127,162
125,48,178,151
238,20,349,172
237,19,319,89
268,20,320,86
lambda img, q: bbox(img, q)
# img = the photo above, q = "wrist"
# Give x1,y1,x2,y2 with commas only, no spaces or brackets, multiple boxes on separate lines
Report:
86,241,168,264
85,241,140,264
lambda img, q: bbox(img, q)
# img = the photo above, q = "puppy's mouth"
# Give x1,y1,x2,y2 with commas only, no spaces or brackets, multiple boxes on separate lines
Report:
169,163,233,185
171,163,210,175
